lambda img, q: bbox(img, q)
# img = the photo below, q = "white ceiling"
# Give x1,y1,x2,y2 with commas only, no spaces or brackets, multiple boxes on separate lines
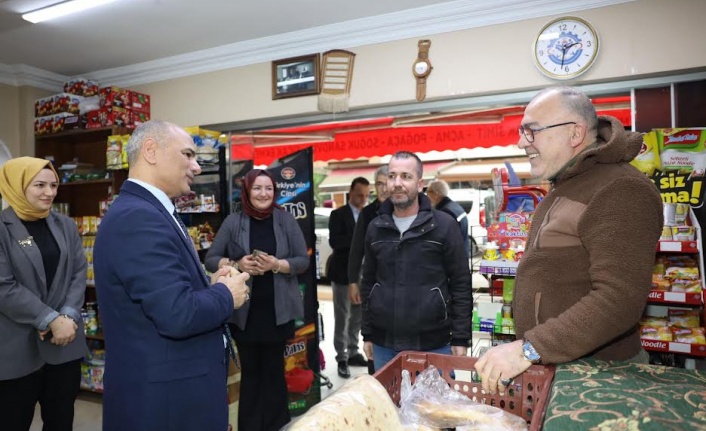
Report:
0,0,635,90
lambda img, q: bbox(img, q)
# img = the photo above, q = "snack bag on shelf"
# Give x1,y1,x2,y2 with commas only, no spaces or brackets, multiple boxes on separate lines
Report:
656,128,706,175
665,266,699,280
671,226,695,241
640,325,673,341
668,309,701,328
630,130,661,175
651,274,671,291
106,135,124,170
640,316,669,328
671,327,706,344
670,280,701,293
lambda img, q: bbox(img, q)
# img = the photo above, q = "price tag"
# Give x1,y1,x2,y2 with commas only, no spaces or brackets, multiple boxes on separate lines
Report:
659,241,682,252
669,342,692,354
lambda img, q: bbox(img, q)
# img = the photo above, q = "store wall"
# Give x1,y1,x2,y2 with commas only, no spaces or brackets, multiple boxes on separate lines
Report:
0,83,20,158
129,0,706,128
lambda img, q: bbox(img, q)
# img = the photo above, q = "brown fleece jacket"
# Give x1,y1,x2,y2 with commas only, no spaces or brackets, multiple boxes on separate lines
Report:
514,116,663,364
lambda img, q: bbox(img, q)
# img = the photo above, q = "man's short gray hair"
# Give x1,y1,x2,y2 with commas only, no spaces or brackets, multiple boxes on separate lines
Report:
427,179,449,197
125,120,184,166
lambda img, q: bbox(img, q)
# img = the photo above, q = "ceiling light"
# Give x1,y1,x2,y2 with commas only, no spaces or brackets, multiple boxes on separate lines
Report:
22,0,118,24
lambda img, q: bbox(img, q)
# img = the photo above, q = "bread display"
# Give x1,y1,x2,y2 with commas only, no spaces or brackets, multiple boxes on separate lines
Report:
287,374,404,430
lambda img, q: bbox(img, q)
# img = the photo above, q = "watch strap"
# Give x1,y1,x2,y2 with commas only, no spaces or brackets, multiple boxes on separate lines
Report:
418,39,431,55
416,77,427,101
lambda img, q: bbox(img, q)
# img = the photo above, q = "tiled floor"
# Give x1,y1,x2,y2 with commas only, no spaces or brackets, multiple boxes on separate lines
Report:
29,273,490,430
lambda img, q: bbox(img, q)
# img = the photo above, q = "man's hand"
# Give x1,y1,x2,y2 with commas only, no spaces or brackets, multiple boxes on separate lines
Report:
210,266,231,285
48,315,77,346
451,345,468,356
349,283,361,304
363,341,374,361
474,340,532,396
218,268,250,309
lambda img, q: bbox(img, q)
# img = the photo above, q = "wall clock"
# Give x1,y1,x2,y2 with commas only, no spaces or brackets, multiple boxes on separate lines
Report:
533,16,599,80
412,39,433,101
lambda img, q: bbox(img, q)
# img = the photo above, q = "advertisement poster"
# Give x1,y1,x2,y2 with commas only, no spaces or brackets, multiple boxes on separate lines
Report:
266,147,321,414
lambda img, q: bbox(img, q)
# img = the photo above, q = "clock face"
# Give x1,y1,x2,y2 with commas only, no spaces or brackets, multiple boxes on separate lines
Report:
533,17,599,80
414,61,429,76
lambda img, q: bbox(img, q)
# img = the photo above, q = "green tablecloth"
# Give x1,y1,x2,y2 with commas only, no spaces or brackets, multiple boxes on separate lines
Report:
543,359,706,431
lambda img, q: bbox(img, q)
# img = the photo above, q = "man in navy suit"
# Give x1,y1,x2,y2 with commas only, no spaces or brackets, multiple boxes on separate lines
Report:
94,120,250,431
328,177,370,378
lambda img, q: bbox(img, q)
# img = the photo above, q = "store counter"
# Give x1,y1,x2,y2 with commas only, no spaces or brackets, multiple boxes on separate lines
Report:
543,358,706,430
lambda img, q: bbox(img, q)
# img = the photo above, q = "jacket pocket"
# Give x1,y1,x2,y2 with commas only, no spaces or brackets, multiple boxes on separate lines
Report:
365,283,387,328
418,287,449,329
147,357,208,382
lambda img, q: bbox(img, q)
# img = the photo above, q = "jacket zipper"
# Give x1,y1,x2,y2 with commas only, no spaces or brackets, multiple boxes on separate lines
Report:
431,287,448,321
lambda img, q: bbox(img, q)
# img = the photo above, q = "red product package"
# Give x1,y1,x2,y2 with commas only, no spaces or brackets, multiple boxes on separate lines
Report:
129,91,151,113
85,107,132,129
99,86,131,109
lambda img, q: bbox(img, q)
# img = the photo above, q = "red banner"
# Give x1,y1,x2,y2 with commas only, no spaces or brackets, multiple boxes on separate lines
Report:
240,108,631,166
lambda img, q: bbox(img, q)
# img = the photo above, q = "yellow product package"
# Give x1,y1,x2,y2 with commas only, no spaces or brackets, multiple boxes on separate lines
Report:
657,128,706,175
631,131,661,175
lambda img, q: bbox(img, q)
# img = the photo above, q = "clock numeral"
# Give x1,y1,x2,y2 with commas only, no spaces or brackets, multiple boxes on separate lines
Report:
538,50,544,56
559,23,567,31
564,66,570,72
586,41,592,47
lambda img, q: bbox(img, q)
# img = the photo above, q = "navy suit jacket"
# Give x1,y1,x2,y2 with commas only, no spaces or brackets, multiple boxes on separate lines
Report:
94,181,234,431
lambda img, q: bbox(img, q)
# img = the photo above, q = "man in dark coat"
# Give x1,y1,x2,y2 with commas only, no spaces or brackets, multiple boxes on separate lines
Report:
328,177,370,377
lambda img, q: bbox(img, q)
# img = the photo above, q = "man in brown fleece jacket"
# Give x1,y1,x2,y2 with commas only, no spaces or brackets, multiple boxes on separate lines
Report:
475,86,663,396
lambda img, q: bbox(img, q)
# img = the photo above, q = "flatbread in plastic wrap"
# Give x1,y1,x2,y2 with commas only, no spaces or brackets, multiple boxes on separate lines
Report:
286,374,403,431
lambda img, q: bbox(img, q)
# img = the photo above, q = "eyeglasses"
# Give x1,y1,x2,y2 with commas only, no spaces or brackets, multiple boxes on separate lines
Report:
518,121,576,143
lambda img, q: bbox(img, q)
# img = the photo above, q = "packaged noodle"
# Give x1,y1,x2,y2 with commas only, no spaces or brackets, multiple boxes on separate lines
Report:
631,131,661,175
668,309,701,328
657,128,706,175
640,326,673,341
671,327,706,344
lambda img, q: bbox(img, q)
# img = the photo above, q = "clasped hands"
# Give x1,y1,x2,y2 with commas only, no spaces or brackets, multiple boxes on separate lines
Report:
212,265,251,309
38,315,77,346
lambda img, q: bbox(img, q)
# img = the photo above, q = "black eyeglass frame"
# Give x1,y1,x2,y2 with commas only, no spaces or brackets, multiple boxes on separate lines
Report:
518,121,577,143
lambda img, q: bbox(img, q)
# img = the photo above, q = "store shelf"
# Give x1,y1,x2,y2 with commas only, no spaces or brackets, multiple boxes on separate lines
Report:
657,240,699,253
80,386,103,394
479,259,519,276
647,290,704,305
641,338,706,357
85,332,104,341
60,178,112,186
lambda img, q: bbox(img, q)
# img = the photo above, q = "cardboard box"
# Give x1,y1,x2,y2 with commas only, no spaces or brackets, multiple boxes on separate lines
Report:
53,93,84,115
64,78,100,97
129,90,151,113
35,96,54,117
85,107,131,129
99,86,131,109
131,110,150,127
34,115,53,135
52,113,79,133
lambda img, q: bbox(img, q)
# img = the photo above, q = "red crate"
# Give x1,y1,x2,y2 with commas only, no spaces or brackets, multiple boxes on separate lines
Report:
373,351,554,431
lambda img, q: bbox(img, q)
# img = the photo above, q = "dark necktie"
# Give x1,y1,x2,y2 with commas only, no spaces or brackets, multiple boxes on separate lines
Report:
173,210,238,367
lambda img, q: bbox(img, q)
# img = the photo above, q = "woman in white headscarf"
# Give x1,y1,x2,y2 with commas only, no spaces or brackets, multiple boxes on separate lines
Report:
0,157,88,431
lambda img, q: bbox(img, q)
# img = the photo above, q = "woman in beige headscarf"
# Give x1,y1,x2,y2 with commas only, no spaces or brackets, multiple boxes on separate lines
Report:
0,157,88,431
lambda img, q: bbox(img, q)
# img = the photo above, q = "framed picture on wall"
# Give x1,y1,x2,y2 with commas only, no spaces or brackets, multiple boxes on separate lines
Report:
271,54,321,100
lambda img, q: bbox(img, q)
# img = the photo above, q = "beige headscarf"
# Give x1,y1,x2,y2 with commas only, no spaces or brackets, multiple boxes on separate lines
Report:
0,157,59,221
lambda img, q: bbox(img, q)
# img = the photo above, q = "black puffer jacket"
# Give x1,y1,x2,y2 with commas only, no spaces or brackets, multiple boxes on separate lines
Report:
360,193,471,351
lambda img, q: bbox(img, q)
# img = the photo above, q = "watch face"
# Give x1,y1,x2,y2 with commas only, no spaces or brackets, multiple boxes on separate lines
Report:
414,61,429,76
533,17,599,80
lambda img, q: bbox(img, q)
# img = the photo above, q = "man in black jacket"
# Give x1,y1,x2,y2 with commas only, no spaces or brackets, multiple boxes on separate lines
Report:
348,166,389,304
360,151,472,371
328,177,370,378
426,179,470,259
